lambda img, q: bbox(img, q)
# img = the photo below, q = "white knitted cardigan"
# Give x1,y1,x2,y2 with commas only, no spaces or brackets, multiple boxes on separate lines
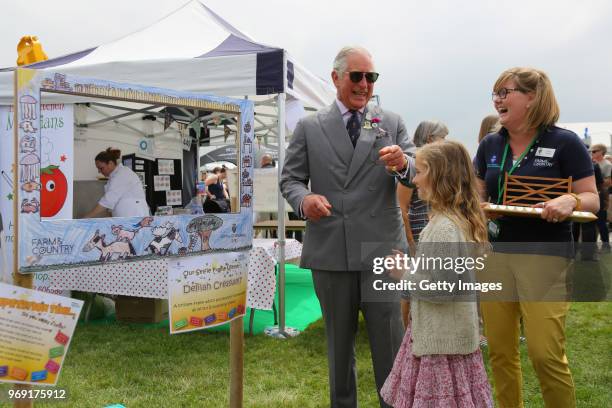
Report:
409,213,480,356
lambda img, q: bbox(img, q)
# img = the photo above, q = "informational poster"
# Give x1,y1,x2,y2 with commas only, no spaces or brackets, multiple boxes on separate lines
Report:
157,159,174,175
0,105,73,290
154,175,171,191
0,282,83,386
135,171,146,187
166,190,182,206
167,252,248,334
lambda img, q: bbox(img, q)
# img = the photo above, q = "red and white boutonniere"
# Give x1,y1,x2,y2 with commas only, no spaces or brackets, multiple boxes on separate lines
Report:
364,108,388,138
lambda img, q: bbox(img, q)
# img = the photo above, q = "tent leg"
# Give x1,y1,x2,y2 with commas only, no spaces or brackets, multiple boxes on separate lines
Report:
229,317,243,408
264,92,299,339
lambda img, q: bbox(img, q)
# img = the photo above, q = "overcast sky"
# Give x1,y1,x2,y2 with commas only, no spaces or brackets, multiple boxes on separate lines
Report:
2,0,611,153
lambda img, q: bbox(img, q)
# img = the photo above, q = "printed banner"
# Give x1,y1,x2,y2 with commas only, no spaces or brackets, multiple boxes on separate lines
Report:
1,104,73,290
0,282,82,386
168,252,248,334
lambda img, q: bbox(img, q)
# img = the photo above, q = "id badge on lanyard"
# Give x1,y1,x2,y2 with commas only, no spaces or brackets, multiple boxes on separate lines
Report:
490,133,538,239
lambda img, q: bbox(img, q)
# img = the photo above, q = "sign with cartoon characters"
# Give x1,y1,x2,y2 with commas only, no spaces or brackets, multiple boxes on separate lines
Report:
13,69,255,273
1,103,73,291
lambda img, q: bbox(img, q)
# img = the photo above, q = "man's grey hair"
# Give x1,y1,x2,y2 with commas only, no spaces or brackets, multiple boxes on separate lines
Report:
333,46,372,77
413,120,449,147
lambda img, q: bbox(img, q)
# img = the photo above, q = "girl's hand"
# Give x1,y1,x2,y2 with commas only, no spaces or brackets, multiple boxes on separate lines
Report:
535,195,576,223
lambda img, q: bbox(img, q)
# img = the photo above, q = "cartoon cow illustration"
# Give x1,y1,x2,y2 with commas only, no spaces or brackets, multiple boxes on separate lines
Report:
83,229,134,261
111,225,138,242
111,216,154,242
146,222,184,255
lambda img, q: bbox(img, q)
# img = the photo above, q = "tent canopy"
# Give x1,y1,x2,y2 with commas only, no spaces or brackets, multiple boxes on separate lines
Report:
0,0,335,112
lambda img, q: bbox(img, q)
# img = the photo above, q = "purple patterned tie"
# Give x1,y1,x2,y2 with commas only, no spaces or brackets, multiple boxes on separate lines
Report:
346,110,361,147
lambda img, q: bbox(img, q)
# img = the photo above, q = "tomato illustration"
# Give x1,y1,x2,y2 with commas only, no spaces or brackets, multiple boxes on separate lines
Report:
41,165,68,217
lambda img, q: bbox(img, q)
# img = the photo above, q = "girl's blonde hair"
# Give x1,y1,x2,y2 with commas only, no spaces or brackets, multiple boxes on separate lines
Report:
417,141,488,243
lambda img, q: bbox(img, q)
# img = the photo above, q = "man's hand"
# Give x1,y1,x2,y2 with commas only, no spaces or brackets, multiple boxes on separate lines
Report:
379,145,407,172
302,194,332,221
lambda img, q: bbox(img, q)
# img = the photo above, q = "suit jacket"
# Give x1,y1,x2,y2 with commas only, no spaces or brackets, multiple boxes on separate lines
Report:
280,102,416,271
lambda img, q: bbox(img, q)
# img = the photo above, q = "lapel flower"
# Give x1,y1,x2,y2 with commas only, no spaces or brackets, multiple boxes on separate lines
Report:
364,105,385,134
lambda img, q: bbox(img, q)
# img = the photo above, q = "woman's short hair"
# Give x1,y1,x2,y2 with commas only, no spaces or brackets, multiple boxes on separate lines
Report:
493,67,559,130
478,114,500,143
591,143,607,155
95,147,121,164
413,120,449,147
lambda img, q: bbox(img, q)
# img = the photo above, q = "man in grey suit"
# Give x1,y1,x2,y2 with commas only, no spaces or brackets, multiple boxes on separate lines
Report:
280,46,416,407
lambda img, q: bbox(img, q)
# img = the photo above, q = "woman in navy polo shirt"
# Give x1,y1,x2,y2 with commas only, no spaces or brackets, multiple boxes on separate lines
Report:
474,67,598,408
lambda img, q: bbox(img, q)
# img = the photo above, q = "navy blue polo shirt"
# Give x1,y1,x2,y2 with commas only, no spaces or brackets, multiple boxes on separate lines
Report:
474,126,593,243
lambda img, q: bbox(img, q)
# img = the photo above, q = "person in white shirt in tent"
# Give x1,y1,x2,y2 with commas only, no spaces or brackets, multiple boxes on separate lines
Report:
84,147,150,218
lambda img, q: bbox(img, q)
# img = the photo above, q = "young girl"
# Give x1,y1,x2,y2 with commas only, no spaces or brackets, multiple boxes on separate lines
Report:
381,140,493,407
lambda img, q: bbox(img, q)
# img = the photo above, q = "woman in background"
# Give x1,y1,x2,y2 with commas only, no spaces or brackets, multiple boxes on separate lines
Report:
478,114,500,143
203,167,230,213
85,147,149,218
397,120,448,255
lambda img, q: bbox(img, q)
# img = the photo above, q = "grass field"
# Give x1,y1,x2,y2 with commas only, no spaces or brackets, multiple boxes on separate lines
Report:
1,302,609,407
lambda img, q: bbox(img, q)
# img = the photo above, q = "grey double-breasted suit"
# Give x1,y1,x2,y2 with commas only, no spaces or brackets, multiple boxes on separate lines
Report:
280,102,416,407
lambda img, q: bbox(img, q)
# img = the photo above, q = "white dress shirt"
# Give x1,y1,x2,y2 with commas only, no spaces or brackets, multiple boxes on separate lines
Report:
335,99,365,127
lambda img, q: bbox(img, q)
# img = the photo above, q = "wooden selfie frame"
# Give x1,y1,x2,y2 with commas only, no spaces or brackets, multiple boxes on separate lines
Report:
14,68,255,273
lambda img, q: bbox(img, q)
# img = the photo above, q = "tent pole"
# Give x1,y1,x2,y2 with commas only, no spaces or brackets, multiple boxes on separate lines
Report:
276,92,287,337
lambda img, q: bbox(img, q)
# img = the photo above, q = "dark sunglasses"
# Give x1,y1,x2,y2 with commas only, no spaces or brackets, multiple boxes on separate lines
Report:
347,71,379,83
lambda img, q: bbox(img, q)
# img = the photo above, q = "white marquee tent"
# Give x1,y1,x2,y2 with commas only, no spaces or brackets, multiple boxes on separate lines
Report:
0,0,335,336
0,0,334,110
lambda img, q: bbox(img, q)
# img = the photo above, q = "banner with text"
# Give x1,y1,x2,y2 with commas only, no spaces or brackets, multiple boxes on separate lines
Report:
0,104,73,288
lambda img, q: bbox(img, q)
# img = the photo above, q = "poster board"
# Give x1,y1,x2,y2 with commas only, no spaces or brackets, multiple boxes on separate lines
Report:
253,168,292,213
167,252,247,334
0,282,82,386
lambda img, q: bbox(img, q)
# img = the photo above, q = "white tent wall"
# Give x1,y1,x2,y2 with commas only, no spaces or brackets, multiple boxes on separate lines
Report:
73,121,184,181
558,121,612,149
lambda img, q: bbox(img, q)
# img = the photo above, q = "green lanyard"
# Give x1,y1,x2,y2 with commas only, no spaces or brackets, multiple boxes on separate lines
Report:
496,135,538,204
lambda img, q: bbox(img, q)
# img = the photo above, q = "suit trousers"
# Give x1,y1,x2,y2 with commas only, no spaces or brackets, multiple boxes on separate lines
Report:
480,253,575,408
312,269,403,408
